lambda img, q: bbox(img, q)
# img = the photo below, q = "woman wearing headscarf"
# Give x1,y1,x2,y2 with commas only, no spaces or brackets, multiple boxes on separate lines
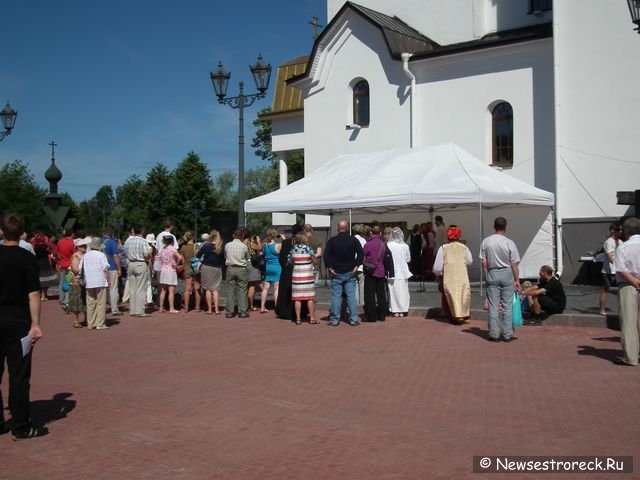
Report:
432,225,473,324
386,227,412,317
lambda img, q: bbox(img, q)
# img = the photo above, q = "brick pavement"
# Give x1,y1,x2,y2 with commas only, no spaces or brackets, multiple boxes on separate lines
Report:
2,300,639,480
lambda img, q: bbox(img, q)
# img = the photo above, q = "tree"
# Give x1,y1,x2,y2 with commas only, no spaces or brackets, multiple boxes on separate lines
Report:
170,152,215,235
113,175,146,236
212,170,237,212
142,163,173,233
0,160,49,233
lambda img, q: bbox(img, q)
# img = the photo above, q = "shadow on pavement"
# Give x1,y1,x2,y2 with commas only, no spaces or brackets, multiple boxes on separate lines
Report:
577,345,621,364
31,392,76,426
592,336,621,343
462,326,490,340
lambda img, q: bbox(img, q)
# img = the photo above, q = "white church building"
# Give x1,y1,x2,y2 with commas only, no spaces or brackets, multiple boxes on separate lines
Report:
259,0,640,282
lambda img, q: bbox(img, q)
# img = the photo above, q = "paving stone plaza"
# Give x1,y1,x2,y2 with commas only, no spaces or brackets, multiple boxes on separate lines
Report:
2,285,638,480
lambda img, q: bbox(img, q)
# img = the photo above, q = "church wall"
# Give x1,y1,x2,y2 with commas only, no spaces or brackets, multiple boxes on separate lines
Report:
554,0,640,219
411,39,555,194
302,13,411,176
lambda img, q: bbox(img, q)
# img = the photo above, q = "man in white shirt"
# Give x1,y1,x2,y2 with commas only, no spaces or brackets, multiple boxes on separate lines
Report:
479,217,520,342
156,220,178,249
82,237,110,330
613,217,640,366
599,223,622,315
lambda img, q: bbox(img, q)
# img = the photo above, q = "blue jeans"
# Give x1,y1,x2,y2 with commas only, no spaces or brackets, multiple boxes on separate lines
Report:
330,271,358,324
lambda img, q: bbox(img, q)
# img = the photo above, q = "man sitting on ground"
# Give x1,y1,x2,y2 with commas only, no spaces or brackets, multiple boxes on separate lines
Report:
523,265,566,324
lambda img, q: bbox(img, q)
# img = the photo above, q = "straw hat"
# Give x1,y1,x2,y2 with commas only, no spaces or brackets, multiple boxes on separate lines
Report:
89,237,104,251
145,233,156,245
74,236,92,247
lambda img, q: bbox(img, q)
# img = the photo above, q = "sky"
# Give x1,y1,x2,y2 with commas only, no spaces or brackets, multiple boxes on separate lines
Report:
2,1,326,201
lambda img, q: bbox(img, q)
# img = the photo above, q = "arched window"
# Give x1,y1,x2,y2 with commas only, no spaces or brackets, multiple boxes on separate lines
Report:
492,102,513,166
353,80,370,127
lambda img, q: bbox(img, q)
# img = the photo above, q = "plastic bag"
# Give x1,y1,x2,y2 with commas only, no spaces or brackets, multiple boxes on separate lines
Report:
512,291,523,327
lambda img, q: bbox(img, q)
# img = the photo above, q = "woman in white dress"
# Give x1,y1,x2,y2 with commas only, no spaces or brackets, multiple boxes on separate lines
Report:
386,227,412,317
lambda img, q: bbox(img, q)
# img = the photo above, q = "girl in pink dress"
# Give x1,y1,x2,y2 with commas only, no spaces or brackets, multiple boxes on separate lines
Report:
157,235,183,313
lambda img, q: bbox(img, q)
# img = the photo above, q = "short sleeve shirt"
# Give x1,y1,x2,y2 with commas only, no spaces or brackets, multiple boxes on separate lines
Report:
479,233,520,269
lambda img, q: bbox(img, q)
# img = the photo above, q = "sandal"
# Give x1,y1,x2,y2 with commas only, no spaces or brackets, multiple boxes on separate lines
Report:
73,322,83,328
295,319,302,325
309,319,319,324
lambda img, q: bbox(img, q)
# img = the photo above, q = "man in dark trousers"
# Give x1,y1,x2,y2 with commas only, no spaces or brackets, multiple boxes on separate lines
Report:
362,225,389,322
323,220,363,326
0,213,48,440
522,265,566,325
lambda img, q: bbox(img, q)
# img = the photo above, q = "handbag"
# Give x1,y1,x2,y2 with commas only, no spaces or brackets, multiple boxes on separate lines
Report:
383,245,395,278
512,291,523,327
363,241,385,276
251,251,266,272
190,244,201,273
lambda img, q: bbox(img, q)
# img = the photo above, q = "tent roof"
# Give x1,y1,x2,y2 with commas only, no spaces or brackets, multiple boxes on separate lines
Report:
245,143,554,215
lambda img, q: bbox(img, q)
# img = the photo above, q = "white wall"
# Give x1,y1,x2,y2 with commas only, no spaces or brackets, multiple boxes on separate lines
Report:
302,13,412,175
412,39,555,193
554,0,640,218
271,115,304,152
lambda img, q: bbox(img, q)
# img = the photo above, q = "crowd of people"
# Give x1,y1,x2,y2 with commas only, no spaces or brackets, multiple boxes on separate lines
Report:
1,212,639,441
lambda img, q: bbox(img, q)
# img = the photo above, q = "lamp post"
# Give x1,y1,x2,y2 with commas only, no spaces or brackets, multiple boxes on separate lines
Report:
210,55,272,227
0,102,17,141
628,0,640,32
187,200,206,242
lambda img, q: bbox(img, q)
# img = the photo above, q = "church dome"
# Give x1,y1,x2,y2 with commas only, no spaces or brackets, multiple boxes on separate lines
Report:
44,159,62,183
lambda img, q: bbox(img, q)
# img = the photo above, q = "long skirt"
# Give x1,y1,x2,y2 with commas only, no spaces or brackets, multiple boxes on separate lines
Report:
388,278,410,313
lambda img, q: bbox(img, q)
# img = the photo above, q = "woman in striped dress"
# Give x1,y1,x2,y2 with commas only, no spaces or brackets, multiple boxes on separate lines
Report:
289,233,318,325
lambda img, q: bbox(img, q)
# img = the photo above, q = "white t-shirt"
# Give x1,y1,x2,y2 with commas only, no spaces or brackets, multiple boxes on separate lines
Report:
479,233,520,269
601,236,620,275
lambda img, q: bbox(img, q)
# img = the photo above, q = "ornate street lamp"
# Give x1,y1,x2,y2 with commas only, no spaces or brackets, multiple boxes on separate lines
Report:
0,102,17,141
628,0,640,33
210,55,272,227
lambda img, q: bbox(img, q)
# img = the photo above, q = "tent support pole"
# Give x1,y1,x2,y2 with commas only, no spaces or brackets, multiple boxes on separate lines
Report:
479,202,483,298
349,209,352,232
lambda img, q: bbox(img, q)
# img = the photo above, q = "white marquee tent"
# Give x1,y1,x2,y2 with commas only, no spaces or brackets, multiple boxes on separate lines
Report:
245,143,555,279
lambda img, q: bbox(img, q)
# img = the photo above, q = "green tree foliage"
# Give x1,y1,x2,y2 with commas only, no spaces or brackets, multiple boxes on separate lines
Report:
212,170,237,212
142,163,172,233
169,152,215,235
111,175,145,238
244,165,279,235
0,160,49,233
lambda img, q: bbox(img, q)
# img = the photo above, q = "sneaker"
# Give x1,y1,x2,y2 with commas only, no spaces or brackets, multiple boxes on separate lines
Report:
349,321,360,326
11,425,49,441
225,313,235,318
112,311,123,316
328,322,340,327
95,325,110,330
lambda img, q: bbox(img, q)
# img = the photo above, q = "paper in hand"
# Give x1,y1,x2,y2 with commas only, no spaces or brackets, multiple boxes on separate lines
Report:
21,334,33,357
